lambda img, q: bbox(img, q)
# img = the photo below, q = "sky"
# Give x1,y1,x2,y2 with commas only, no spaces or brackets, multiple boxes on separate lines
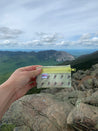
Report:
0,0,98,49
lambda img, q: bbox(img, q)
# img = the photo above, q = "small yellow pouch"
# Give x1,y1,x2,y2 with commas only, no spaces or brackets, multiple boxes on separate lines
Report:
36,65,75,88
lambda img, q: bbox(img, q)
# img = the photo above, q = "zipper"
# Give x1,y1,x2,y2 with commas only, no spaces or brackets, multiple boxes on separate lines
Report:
41,66,76,73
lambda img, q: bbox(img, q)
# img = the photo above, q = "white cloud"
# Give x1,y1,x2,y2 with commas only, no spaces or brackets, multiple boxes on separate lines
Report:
41,33,58,43
75,35,98,48
92,37,98,41
0,0,98,41
56,41,70,46
0,0,98,49
3,40,10,44
0,27,23,39
95,32,98,36
0,32,98,49
80,33,91,40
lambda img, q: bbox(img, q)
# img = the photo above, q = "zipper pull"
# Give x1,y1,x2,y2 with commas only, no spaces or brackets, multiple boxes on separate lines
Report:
71,68,76,72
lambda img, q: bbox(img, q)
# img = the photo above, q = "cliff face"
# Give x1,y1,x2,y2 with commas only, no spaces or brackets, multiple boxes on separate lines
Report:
1,64,98,131
60,51,98,70
55,51,75,62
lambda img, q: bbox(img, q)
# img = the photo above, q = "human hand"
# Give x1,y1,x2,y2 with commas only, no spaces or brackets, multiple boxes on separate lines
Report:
5,65,42,101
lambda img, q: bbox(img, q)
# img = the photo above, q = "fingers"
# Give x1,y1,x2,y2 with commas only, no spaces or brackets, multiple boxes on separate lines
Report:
20,65,42,71
29,68,42,78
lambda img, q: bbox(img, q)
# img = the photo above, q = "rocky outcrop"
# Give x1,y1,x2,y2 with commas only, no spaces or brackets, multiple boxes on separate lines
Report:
67,90,98,131
2,94,74,131
14,126,30,131
72,64,98,91
54,51,75,62
67,103,98,131
1,64,98,131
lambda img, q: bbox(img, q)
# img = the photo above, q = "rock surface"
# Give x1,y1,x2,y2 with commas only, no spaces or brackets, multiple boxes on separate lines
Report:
14,126,30,131
67,102,98,131
1,64,98,131
2,94,73,131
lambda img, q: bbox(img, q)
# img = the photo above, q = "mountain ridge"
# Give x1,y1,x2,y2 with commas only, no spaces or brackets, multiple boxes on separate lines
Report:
0,50,74,75
60,50,98,70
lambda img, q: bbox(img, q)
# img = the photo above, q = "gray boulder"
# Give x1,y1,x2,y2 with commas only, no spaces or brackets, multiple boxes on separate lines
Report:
13,126,30,131
67,90,98,131
2,94,73,131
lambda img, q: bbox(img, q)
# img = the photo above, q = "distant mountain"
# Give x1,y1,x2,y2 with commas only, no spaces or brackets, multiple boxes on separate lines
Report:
37,50,75,62
0,50,74,74
60,51,98,70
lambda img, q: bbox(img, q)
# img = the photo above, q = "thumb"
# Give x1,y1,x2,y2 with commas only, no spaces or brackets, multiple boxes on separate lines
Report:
28,68,42,78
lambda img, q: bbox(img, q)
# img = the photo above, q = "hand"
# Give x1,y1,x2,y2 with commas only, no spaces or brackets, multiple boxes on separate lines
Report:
5,65,42,101
0,65,42,120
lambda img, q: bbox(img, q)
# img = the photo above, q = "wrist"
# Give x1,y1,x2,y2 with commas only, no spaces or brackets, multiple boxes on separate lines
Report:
0,81,16,120
0,81,16,103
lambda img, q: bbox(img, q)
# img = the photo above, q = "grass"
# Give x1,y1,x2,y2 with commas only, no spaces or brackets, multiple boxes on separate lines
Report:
0,124,16,131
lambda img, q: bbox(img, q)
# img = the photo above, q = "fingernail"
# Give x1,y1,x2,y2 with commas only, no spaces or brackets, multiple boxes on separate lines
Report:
37,66,42,69
37,68,42,72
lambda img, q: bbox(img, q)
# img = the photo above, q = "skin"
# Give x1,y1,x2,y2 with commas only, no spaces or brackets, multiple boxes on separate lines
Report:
0,65,42,120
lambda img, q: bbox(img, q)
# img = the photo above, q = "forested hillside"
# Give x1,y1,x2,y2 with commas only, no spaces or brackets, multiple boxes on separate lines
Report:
0,50,74,84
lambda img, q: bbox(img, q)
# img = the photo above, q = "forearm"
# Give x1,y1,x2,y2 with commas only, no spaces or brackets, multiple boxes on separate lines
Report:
0,65,42,120
0,81,15,120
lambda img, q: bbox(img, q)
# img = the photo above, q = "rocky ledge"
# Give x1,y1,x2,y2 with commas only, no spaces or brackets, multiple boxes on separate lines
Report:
1,64,98,131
